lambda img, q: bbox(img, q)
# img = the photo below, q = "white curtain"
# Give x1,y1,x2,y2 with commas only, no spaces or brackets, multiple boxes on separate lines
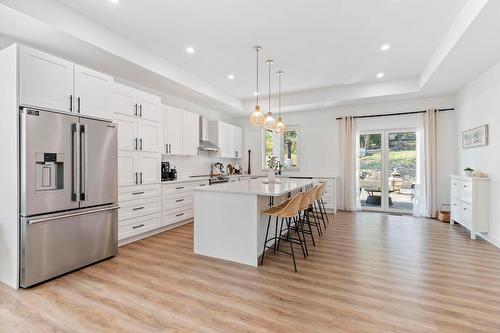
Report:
414,109,438,218
339,116,360,211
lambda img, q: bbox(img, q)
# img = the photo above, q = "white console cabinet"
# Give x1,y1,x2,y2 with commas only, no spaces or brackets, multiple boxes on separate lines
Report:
450,175,489,239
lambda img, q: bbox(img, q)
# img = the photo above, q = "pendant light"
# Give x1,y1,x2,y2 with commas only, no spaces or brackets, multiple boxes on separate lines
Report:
274,71,286,133
263,59,276,130
250,46,265,127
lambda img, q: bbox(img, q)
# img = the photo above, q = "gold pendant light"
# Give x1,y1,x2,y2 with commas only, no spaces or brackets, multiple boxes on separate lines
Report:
274,70,286,133
263,59,276,130
250,46,265,127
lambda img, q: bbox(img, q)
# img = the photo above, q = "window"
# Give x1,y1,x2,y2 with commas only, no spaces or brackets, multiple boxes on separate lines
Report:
262,125,300,170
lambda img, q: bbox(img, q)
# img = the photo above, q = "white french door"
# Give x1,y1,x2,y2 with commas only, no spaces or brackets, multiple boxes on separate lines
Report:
359,129,416,213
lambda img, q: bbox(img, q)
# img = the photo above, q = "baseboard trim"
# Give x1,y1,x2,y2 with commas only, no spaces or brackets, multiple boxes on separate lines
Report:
118,219,193,247
478,233,500,248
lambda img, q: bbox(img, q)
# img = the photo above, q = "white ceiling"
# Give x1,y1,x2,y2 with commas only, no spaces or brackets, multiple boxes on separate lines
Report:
2,0,500,115
53,0,466,99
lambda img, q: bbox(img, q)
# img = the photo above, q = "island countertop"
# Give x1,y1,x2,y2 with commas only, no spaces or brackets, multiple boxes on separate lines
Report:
194,178,313,196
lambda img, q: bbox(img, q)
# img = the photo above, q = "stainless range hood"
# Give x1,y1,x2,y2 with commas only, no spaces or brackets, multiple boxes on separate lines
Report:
198,116,220,151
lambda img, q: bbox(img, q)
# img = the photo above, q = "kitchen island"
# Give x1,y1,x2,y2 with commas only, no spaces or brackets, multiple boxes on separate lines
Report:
193,178,313,266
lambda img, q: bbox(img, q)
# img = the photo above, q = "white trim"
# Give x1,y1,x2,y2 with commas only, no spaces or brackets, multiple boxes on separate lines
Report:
118,219,192,247
479,233,500,248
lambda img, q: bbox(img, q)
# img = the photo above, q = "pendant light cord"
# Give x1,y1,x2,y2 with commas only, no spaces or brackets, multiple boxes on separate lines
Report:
278,72,282,118
268,61,272,113
256,47,259,106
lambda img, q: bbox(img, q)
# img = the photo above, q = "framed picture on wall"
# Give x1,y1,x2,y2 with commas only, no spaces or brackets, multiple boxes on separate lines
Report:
462,124,489,148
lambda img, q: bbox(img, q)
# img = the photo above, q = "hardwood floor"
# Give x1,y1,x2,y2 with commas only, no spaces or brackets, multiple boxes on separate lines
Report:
1,212,500,333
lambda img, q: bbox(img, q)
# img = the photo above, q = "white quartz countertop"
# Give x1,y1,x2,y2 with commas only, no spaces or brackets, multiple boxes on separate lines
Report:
194,178,313,196
162,177,210,184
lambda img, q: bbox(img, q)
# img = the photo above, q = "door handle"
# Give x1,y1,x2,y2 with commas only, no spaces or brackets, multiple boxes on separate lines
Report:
140,172,143,184
132,191,145,195
69,95,73,112
176,186,184,190
169,144,171,154
176,213,184,217
28,205,120,224
132,207,145,211
71,123,79,202
135,172,138,185
77,97,81,113
132,224,145,229
139,105,143,117
140,138,143,151
166,144,168,154
135,138,138,150
134,104,138,116
80,124,87,201
176,199,185,202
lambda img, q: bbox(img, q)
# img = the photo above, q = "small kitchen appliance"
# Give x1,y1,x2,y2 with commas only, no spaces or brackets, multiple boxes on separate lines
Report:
162,162,177,181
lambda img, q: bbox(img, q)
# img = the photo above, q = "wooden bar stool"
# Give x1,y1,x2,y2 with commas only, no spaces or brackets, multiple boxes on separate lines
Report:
313,184,328,229
261,192,305,272
298,186,322,246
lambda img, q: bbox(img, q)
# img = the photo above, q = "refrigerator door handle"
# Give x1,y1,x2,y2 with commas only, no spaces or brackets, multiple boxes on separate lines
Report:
71,123,80,202
80,124,88,201
27,205,120,225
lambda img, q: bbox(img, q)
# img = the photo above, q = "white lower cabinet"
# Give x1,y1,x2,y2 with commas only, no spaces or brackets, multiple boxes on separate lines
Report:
118,214,162,240
161,180,209,227
450,175,489,239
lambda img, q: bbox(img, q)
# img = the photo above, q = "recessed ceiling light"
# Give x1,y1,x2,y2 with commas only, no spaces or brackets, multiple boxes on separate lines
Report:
186,47,195,54
109,0,119,4
380,43,391,51
253,92,259,96
377,72,385,78
227,74,235,80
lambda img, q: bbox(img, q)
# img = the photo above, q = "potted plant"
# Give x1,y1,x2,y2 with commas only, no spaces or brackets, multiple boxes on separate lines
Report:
464,167,474,177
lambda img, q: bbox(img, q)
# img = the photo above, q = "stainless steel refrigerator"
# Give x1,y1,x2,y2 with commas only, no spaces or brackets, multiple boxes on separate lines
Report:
19,108,118,287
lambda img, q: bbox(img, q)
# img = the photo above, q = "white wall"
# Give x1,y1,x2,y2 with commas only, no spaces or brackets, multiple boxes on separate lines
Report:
455,59,500,246
231,95,457,207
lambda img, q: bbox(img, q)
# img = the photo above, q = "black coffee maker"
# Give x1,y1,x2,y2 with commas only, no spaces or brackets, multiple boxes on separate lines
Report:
161,162,177,181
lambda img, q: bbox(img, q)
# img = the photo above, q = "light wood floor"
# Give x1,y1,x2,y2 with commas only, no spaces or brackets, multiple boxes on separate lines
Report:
1,212,500,333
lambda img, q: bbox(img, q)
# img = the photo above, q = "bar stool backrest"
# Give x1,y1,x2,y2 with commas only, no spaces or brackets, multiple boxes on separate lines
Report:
315,183,326,200
299,187,317,210
279,192,304,218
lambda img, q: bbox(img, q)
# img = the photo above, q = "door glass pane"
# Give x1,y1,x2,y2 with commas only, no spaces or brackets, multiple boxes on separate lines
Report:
388,132,416,211
359,134,382,208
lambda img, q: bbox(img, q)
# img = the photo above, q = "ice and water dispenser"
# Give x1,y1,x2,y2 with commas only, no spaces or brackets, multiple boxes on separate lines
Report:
35,152,64,191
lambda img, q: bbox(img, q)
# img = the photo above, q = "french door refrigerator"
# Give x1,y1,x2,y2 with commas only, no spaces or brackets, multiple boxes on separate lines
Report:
19,108,118,287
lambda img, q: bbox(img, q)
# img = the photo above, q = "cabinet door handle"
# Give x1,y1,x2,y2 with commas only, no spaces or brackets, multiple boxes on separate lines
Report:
132,207,145,211
134,138,138,150
176,186,184,190
134,172,138,185
169,144,172,154
132,224,145,229
139,105,143,117
140,172,143,184
176,213,184,217
134,104,138,116
132,191,144,195
140,138,143,151
165,144,168,154
176,199,185,202
199,184,206,187
69,95,73,112
77,97,81,113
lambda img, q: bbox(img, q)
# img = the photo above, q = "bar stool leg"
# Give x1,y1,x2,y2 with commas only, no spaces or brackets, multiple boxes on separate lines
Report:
260,215,272,266
320,198,330,224
297,216,309,256
273,216,279,253
305,210,316,246
291,217,307,258
277,217,285,250
286,218,297,272
315,201,327,229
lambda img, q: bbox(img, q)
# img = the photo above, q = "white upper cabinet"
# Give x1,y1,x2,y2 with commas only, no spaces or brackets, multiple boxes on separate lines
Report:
163,105,183,155
19,45,74,112
19,45,114,119
113,83,138,117
74,64,113,119
208,121,243,159
182,111,200,156
113,83,162,154
138,92,161,122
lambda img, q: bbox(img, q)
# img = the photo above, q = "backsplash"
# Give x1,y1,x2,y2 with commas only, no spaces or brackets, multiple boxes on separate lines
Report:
162,151,241,178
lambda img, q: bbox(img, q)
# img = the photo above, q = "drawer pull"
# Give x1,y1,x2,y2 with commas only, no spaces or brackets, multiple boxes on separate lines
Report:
133,224,145,229
176,213,185,217
132,207,145,211
199,184,207,187
132,191,145,195
453,183,457,185
463,208,468,211
176,186,185,190
176,199,185,202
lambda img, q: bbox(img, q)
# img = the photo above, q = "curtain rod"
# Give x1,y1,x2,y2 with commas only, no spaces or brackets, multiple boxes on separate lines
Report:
335,108,454,120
